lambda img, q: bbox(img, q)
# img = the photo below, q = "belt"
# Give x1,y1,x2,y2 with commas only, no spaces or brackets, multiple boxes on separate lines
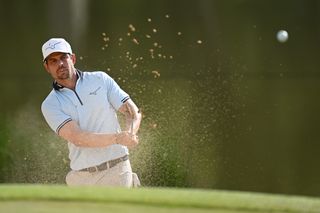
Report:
79,155,129,173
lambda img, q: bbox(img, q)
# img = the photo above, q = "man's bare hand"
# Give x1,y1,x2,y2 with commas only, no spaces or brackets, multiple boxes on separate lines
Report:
116,131,139,148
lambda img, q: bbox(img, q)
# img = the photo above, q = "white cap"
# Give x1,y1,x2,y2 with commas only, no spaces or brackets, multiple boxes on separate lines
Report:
42,38,72,61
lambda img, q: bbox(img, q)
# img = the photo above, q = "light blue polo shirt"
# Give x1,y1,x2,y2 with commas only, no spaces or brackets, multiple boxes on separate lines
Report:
41,70,130,170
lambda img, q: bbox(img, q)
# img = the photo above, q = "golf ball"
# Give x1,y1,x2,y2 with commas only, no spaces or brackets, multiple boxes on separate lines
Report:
277,30,289,43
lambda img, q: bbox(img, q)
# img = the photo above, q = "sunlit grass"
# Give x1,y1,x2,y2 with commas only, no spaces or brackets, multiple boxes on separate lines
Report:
0,185,320,213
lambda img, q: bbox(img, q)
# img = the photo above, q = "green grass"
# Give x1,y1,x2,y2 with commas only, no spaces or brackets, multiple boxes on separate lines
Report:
0,185,319,213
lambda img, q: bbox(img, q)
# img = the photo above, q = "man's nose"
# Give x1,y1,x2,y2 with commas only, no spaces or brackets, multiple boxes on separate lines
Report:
58,59,64,66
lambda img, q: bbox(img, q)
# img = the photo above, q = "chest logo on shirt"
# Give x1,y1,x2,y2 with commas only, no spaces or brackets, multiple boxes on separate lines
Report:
89,86,101,95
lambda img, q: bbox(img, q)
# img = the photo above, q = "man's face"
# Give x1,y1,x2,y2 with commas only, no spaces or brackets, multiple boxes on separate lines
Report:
43,52,76,80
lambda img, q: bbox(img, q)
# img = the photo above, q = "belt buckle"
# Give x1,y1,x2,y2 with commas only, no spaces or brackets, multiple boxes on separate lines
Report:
88,166,98,173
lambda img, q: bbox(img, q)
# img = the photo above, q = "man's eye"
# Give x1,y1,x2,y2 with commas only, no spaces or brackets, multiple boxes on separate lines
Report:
61,55,68,60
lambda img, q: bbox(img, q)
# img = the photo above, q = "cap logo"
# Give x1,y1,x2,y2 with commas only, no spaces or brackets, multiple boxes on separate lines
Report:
45,41,62,50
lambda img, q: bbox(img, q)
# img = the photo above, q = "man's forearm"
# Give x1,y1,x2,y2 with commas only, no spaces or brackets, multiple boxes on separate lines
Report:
119,99,142,134
73,130,138,148
125,112,142,134
59,120,137,148
59,120,117,148
72,131,118,148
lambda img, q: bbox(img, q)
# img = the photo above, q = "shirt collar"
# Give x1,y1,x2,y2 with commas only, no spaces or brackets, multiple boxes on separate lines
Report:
52,69,83,91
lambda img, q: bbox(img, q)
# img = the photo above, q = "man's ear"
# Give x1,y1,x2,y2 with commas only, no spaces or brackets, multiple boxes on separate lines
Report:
71,53,76,65
43,62,50,73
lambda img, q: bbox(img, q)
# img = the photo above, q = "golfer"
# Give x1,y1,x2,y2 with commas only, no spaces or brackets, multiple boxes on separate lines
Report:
41,38,142,187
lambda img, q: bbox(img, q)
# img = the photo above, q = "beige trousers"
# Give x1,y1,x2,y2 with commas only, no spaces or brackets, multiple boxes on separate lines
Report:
66,160,140,187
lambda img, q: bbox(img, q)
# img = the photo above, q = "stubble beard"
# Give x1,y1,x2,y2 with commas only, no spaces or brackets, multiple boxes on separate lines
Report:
56,67,71,80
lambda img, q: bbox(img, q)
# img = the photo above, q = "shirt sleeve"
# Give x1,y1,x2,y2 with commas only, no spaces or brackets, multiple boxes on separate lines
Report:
41,98,72,134
100,72,130,110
